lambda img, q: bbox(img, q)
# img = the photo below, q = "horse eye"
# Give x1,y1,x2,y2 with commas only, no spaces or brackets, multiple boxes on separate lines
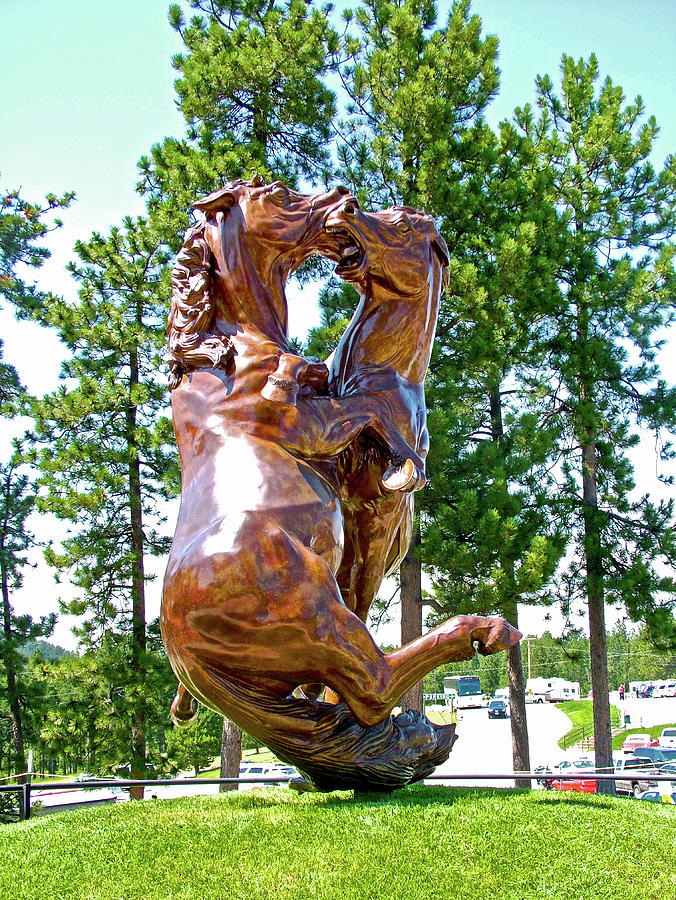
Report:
396,217,411,233
269,186,288,204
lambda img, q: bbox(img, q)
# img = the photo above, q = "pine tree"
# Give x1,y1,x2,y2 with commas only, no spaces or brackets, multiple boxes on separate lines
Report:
166,707,222,777
419,115,568,782
0,180,73,408
0,453,55,815
516,54,676,789
138,0,340,240
29,216,176,797
333,0,499,716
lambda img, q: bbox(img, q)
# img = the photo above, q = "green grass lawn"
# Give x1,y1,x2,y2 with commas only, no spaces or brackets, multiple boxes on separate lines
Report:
612,722,676,752
423,706,458,726
556,699,621,749
1,786,674,899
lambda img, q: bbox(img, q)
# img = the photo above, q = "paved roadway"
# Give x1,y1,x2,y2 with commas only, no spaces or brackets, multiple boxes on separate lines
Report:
613,694,676,730
429,695,676,788
429,702,571,788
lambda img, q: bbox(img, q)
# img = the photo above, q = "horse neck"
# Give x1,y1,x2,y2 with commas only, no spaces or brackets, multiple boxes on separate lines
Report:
206,220,291,351
336,277,440,386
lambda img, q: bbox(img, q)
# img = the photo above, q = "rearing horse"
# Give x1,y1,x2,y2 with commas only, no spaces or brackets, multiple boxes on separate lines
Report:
161,179,520,792
325,200,449,622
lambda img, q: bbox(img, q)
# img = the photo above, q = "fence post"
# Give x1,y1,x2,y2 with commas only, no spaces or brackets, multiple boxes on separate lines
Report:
22,780,31,820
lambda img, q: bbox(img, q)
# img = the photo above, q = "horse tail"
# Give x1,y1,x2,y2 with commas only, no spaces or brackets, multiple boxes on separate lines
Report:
174,671,457,793
167,221,234,390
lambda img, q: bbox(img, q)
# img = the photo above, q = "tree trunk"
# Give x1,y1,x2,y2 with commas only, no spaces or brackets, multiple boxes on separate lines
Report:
399,519,424,714
1,560,27,782
1,556,28,817
582,438,614,794
489,385,532,786
127,342,146,801
219,717,242,792
504,613,531,788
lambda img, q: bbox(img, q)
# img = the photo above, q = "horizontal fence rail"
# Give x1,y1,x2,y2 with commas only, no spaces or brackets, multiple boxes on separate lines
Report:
2,772,674,821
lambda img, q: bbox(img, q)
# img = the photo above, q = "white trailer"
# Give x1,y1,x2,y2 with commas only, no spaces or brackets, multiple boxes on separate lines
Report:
526,677,580,703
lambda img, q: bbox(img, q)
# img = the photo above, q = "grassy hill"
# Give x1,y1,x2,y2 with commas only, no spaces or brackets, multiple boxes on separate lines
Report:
1,786,674,899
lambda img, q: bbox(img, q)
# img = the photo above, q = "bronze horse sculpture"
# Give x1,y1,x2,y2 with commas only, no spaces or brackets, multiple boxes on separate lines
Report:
160,178,520,792
326,200,447,623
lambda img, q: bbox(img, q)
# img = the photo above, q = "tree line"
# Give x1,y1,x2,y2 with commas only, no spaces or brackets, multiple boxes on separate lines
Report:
422,621,676,699
1,0,675,796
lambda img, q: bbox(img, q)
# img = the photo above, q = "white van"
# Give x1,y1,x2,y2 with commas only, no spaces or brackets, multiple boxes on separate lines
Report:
238,761,297,790
659,728,676,749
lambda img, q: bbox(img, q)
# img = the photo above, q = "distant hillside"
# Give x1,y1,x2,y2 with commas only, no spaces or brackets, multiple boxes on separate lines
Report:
19,640,73,662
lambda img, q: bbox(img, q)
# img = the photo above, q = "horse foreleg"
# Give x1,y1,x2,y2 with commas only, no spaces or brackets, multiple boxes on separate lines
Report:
381,615,521,709
289,394,426,492
171,682,199,727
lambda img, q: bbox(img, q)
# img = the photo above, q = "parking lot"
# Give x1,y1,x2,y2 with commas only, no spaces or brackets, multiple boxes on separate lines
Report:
431,694,676,789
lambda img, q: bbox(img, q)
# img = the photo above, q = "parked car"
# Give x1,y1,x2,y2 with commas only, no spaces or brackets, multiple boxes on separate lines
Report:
621,733,659,754
238,761,298,790
632,747,676,765
553,759,596,775
534,759,595,789
657,762,676,791
637,789,676,804
659,728,676,749
614,757,659,797
487,699,509,719
550,777,596,794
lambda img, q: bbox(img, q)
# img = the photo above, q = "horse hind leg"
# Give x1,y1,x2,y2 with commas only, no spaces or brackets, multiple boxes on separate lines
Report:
171,682,199,727
323,612,521,728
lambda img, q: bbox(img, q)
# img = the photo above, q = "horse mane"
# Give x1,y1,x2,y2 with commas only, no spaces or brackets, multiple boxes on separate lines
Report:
166,220,234,391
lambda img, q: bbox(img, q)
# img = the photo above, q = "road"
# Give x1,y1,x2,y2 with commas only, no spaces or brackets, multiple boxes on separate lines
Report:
429,702,571,788
612,694,676,730
429,695,676,788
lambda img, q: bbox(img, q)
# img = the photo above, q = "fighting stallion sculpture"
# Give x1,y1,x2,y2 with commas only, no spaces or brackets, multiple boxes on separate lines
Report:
160,178,521,792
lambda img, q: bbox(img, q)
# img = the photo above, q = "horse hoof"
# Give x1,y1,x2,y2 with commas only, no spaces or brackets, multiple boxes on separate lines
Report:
382,459,423,492
475,620,523,656
171,697,199,728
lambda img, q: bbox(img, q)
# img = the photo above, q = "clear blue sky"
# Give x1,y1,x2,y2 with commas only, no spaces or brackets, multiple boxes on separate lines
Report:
1,0,675,646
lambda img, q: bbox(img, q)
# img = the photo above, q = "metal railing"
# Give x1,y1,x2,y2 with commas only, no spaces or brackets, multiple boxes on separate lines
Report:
2,771,674,821
560,709,622,750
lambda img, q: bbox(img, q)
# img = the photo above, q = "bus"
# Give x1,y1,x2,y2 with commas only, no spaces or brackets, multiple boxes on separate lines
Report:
443,675,483,709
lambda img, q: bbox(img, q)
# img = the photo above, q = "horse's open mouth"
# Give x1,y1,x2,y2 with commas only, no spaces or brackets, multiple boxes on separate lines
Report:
324,225,367,280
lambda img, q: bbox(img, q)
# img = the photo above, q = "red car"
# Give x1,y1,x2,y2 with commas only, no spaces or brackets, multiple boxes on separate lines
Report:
621,733,659,754
551,777,597,793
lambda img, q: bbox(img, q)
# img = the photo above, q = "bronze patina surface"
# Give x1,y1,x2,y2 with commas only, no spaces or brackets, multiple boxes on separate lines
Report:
160,179,521,792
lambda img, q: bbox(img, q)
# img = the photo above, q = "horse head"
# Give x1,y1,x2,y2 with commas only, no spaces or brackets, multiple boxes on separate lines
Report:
324,199,449,299
168,178,354,390
324,200,449,400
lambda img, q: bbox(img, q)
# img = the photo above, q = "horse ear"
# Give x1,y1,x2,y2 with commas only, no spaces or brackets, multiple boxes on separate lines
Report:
193,186,237,215
251,174,265,187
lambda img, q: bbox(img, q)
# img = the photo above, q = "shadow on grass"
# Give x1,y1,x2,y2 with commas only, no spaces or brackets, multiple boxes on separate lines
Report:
165,783,569,817
235,783,532,811
532,790,618,811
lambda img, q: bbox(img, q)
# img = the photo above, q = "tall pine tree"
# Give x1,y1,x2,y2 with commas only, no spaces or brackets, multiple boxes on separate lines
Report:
0,453,55,782
516,54,676,788
333,0,500,715
29,216,175,796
